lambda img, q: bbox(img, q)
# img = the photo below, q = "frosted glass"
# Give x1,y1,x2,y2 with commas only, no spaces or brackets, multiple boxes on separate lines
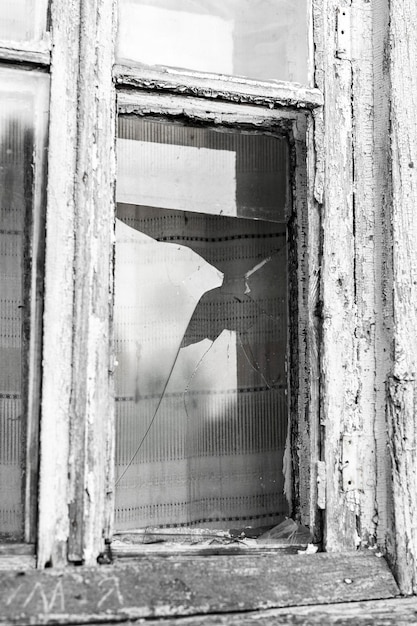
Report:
115,118,289,532
0,0,48,42
0,68,49,540
117,0,309,83
117,118,290,223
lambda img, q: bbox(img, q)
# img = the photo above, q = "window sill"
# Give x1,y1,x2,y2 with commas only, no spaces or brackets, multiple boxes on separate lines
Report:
0,552,399,624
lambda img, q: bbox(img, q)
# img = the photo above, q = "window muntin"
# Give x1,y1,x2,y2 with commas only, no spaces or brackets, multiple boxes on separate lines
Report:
114,117,290,532
0,67,49,541
0,0,49,43
117,0,309,84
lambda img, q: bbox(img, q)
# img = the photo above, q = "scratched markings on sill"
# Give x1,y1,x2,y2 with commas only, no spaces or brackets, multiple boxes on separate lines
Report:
0,554,400,622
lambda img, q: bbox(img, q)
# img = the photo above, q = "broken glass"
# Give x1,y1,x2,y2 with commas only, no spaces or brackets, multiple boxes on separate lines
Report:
117,0,310,84
115,118,290,531
0,68,49,540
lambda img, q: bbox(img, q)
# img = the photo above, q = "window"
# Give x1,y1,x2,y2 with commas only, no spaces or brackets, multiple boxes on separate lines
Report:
0,11,49,546
1,0,415,615
111,0,320,550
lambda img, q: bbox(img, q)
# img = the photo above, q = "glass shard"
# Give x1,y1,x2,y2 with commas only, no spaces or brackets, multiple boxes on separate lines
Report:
117,0,309,84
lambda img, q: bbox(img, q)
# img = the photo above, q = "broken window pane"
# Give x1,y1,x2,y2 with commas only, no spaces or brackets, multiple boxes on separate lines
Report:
0,0,48,42
0,68,49,540
117,0,309,84
115,118,289,532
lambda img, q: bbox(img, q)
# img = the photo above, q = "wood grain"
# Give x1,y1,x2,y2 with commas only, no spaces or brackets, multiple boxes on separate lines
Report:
137,597,417,625
38,0,116,566
385,0,417,595
114,63,323,111
314,0,358,552
0,553,398,624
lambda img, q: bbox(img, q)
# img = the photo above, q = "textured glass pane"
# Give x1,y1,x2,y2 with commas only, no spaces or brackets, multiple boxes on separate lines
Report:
115,118,289,532
117,0,309,83
117,118,290,223
0,0,48,42
0,68,49,540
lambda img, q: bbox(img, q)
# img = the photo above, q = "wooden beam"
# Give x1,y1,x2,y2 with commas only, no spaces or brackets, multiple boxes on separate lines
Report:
38,0,116,567
114,63,324,111
314,0,358,551
38,0,81,568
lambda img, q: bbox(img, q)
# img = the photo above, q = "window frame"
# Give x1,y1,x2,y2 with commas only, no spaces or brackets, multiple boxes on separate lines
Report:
2,0,413,597
112,91,320,545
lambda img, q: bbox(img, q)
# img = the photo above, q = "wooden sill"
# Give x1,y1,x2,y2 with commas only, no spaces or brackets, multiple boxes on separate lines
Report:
0,552,400,624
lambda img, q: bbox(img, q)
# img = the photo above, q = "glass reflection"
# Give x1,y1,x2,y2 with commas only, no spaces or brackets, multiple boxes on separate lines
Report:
117,0,309,84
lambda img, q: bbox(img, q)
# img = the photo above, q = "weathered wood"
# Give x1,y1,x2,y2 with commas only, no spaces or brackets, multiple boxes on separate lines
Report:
350,0,379,545
293,96,321,539
38,0,81,567
114,63,323,111
137,597,417,625
0,41,50,67
112,542,310,557
39,0,116,566
0,544,34,556
314,0,359,551
372,0,395,556
387,377,417,594
0,556,35,571
67,0,116,564
385,0,417,595
0,554,398,624
118,89,303,130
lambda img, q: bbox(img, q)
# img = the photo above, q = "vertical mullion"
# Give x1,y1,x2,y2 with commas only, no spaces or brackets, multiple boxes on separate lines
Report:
39,0,116,566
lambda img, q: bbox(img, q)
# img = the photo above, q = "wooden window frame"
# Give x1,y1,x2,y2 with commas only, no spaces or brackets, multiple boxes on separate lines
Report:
28,0,385,563
112,90,320,551
1,0,416,602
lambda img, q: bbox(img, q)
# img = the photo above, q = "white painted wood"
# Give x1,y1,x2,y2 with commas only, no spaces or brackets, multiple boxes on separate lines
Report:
386,0,417,595
350,0,379,547
372,0,394,556
38,0,116,567
37,0,80,568
114,63,323,111
314,0,358,551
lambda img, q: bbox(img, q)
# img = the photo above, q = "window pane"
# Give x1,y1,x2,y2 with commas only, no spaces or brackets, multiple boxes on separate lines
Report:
115,118,290,533
0,0,48,43
117,0,309,84
0,68,49,541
